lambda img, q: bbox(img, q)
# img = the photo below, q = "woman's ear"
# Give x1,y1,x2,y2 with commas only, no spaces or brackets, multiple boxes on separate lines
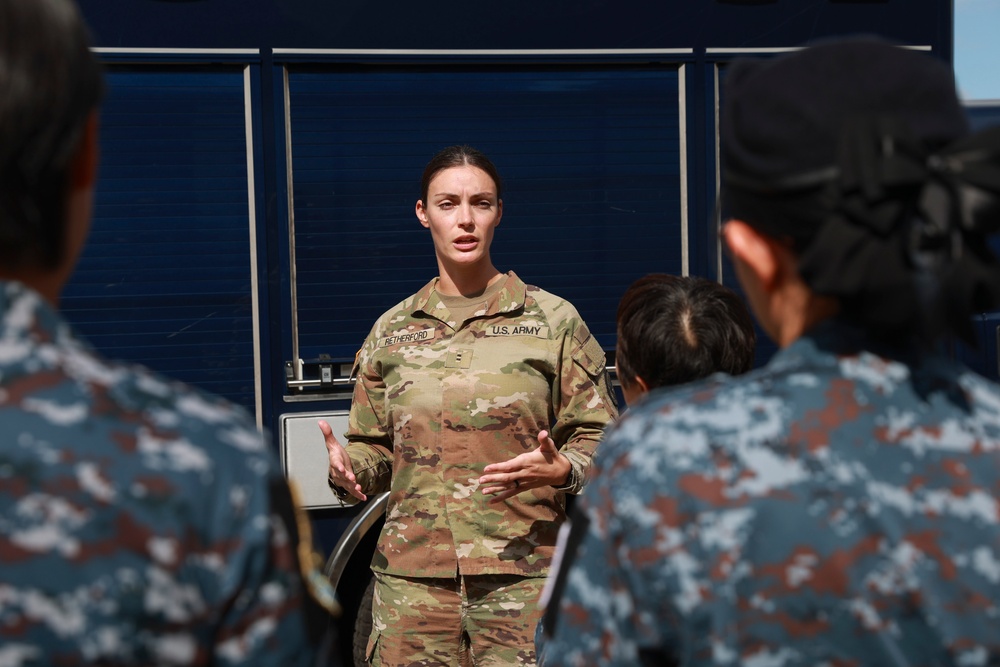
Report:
415,199,430,228
723,219,780,290
620,374,650,406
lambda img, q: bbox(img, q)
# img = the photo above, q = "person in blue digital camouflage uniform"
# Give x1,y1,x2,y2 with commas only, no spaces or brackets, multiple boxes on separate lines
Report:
538,38,1000,666
0,1,337,664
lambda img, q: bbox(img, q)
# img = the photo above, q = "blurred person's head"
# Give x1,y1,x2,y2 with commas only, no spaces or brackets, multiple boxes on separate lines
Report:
720,37,1000,348
616,273,756,404
0,0,104,304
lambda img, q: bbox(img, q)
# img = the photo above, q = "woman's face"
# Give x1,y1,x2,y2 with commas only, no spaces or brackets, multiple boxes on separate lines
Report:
416,164,502,272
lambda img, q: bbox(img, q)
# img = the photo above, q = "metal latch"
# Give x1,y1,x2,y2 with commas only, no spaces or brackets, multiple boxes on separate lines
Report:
318,354,334,385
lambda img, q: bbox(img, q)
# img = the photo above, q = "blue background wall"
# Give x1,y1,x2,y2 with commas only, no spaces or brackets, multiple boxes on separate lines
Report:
67,0,963,433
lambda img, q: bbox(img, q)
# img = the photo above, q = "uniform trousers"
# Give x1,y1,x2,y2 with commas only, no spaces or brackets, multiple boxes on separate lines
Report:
367,571,544,667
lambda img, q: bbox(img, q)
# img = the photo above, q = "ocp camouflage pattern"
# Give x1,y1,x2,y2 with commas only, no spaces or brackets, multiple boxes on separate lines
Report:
367,572,545,666
342,271,618,578
539,319,1000,666
0,281,330,666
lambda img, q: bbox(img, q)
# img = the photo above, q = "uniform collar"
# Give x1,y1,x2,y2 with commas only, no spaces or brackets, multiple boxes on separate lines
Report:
413,270,527,319
0,279,70,345
775,316,933,370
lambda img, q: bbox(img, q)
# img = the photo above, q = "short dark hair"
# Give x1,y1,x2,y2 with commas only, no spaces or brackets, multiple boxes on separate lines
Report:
616,274,756,390
0,0,104,271
420,145,503,202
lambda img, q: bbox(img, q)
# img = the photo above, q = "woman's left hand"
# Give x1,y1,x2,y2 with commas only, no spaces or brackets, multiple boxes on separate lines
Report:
479,430,572,503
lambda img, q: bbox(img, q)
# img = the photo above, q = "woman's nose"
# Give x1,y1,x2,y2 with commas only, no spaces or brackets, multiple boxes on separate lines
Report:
458,202,475,224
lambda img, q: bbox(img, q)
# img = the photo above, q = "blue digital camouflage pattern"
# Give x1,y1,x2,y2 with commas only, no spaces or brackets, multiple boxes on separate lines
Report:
539,318,1000,666
0,281,331,666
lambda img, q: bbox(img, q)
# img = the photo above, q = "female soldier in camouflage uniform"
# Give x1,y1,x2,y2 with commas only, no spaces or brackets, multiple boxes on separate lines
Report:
320,145,618,666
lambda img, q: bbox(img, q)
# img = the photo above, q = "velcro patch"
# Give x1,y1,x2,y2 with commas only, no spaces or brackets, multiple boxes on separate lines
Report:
483,324,548,337
379,328,436,348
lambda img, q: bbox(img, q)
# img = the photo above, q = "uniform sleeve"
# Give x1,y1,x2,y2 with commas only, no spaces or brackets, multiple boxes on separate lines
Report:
537,443,680,666
211,432,338,666
343,323,393,497
550,317,619,495
537,470,631,665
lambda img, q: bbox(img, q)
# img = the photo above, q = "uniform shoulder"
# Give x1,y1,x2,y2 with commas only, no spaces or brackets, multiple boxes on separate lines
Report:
601,365,786,459
366,283,435,334
4,283,269,469
98,355,269,463
957,361,1000,393
523,284,585,329
950,361,1000,415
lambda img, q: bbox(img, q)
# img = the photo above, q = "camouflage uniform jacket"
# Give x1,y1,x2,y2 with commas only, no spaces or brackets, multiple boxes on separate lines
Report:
0,281,331,666
344,270,617,578
539,318,1000,666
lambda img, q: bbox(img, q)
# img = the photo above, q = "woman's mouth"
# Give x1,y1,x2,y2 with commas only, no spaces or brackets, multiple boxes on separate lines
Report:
454,235,478,251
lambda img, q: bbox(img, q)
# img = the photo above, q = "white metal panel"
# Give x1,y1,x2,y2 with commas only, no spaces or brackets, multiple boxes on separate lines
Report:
279,410,351,509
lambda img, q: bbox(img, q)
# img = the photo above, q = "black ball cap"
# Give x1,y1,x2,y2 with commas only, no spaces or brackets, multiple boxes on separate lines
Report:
721,36,969,194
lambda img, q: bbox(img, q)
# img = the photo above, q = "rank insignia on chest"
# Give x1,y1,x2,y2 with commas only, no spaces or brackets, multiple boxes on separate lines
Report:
446,348,474,368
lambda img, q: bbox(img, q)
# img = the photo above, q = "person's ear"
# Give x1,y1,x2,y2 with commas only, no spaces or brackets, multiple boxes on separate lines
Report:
723,219,780,290
415,199,430,229
70,111,100,190
495,198,503,226
620,374,650,406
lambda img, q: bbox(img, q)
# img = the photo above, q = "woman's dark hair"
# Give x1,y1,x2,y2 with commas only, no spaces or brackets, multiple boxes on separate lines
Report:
0,0,104,271
616,274,757,391
420,145,503,202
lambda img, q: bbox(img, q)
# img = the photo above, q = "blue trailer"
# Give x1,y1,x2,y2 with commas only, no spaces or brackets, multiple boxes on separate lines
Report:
67,1,990,663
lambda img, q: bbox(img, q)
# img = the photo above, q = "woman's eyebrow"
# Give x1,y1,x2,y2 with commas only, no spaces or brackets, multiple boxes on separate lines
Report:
432,190,496,199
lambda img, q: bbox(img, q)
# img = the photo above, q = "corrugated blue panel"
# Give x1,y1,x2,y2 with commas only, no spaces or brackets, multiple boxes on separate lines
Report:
61,65,257,411
288,66,683,361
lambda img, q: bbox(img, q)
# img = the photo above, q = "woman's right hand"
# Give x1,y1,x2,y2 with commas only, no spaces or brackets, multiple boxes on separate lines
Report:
318,419,367,502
